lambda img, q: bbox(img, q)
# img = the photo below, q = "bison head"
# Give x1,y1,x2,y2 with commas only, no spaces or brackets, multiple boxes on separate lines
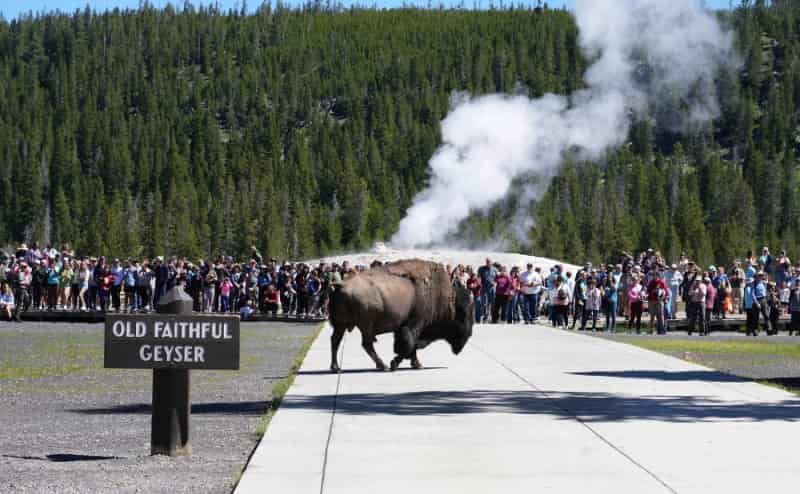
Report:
413,284,474,355
448,284,474,354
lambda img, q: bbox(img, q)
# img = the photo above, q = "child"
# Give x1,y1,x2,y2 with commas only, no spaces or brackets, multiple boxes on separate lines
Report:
581,279,602,331
219,277,233,313
0,284,14,321
780,281,790,315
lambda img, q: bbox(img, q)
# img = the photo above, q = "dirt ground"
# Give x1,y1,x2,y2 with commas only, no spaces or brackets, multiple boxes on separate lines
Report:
0,321,320,494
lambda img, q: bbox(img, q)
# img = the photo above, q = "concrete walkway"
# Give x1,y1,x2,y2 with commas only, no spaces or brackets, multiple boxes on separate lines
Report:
235,324,800,494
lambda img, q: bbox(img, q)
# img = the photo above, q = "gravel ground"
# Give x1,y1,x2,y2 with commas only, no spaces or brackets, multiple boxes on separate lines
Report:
591,331,800,391
0,321,321,494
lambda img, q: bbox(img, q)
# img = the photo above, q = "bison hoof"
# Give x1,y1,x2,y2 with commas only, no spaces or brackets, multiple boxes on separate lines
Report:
411,360,423,370
390,358,401,372
330,365,341,373
376,362,388,371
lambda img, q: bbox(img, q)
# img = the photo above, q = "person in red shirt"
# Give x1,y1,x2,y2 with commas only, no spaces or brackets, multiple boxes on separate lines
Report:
492,267,512,324
647,269,669,335
262,283,280,316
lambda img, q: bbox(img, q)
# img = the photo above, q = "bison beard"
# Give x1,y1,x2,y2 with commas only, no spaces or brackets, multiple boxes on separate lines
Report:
328,259,474,373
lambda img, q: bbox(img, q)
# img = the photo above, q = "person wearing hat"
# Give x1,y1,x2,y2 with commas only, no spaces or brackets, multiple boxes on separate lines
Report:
647,270,669,335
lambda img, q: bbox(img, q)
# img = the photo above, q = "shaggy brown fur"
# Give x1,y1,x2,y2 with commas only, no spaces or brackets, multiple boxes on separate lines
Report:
328,259,473,373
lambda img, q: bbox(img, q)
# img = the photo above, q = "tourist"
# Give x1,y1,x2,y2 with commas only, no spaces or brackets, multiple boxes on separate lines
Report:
730,260,744,314
744,278,759,336
789,280,800,336
519,264,541,324
478,258,498,323
466,270,482,323
581,278,602,331
603,277,618,331
493,266,511,324
627,276,645,334
754,272,771,333
551,276,570,327
0,283,14,321
704,278,716,334
687,275,707,336
647,270,669,335
768,282,781,336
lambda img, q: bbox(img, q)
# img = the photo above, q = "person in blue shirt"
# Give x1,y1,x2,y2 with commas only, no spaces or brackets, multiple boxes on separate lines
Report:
753,272,772,334
744,261,757,284
743,279,758,336
603,277,618,331
110,259,124,312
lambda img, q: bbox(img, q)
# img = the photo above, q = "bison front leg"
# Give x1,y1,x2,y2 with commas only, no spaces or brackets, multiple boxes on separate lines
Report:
330,325,346,373
390,325,416,371
411,351,423,370
361,333,387,371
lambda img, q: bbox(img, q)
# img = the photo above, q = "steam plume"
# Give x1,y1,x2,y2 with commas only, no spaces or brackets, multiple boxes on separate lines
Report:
392,0,736,248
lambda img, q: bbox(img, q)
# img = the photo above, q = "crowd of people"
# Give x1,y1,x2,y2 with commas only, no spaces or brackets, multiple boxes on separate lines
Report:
449,246,800,336
0,242,368,322
3,242,799,337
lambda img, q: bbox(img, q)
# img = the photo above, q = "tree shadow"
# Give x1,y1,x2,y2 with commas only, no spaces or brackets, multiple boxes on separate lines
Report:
569,370,752,383
69,401,269,415
279,389,800,423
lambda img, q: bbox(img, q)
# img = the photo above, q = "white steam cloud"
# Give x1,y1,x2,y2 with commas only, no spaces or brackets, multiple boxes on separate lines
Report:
392,0,736,248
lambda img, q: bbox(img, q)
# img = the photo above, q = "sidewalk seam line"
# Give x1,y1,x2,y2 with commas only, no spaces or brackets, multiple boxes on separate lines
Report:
319,333,345,494
470,340,679,494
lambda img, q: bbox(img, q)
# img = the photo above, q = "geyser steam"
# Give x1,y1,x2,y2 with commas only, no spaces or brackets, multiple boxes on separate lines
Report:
392,0,736,248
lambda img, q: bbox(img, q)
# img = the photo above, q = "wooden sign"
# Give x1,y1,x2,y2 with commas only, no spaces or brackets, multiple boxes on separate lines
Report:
104,313,240,370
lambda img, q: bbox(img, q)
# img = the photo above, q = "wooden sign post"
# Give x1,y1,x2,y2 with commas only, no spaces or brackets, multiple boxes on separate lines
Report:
104,285,240,456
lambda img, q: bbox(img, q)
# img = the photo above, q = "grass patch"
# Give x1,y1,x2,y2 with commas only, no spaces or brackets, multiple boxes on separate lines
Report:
618,338,800,358
0,365,88,379
254,324,323,438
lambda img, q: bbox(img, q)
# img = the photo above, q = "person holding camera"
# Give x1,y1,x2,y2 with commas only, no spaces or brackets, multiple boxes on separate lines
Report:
687,275,707,335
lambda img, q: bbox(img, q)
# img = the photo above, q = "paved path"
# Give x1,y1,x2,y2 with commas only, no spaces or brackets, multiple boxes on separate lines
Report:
235,324,800,494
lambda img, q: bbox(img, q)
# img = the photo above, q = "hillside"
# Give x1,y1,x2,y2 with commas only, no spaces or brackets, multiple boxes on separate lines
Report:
0,2,797,265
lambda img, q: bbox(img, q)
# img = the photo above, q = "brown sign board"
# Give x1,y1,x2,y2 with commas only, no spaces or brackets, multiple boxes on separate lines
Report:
104,314,240,370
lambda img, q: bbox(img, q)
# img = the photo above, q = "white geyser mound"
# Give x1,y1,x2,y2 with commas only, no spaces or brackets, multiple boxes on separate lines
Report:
392,0,736,248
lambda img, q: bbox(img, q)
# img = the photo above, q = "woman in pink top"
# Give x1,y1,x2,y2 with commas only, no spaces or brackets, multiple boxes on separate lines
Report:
627,277,645,334
220,277,234,313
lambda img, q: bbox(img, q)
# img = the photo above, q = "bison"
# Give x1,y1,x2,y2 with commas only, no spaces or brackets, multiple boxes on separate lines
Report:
328,259,474,373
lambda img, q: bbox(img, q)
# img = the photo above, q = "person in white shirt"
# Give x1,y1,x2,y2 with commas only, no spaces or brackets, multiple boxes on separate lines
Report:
665,264,683,320
519,264,543,323
581,279,603,331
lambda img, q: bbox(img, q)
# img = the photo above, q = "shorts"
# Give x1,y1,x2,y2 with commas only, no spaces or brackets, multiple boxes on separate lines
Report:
648,300,662,314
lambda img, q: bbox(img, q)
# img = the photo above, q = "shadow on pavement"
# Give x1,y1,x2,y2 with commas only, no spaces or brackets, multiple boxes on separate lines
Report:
297,367,447,376
279,389,800,423
570,370,751,383
69,401,269,415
